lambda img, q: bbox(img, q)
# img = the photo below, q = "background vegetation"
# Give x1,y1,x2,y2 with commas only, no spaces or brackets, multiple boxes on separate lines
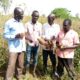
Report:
52,8,71,18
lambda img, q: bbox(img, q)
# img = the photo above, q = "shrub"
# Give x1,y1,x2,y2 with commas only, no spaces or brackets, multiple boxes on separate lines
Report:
0,47,8,69
51,8,71,19
74,47,80,72
0,35,8,69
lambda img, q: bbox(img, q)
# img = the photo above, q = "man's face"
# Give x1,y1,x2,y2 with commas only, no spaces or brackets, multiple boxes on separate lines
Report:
17,9,24,20
14,7,24,21
63,20,71,32
48,15,55,25
32,12,39,23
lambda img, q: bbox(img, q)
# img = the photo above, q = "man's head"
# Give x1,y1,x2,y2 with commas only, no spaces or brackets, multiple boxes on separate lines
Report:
48,13,55,25
63,19,72,33
31,10,39,24
14,7,24,21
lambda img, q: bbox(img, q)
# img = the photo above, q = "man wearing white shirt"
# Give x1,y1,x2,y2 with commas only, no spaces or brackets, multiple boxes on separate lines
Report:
25,10,42,77
42,14,60,76
4,7,26,80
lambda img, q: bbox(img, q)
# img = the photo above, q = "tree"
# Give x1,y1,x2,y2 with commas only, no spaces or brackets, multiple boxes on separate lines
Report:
0,0,12,14
51,8,71,18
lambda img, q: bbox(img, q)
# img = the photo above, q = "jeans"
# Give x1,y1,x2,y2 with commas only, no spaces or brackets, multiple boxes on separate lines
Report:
42,49,56,73
5,52,24,80
26,44,39,67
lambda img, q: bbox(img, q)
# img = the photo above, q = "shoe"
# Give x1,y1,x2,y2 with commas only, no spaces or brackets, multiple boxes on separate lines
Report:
52,72,61,80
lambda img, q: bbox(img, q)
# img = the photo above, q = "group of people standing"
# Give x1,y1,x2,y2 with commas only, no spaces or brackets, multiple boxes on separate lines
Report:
3,7,80,80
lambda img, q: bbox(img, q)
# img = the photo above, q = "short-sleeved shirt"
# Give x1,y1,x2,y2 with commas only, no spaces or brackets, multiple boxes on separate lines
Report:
56,29,79,58
4,18,26,53
25,21,42,46
42,23,60,50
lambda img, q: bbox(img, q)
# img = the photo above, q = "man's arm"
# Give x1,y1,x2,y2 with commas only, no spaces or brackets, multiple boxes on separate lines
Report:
15,33,25,39
38,37,47,45
25,32,33,43
3,23,16,40
4,23,25,40
63,32,80,50
60,45,78,51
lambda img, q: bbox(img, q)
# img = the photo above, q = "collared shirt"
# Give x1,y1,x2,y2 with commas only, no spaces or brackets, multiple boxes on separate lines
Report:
4,18,26,53
42,23,60,50
56,29,79,58
25,21,42,46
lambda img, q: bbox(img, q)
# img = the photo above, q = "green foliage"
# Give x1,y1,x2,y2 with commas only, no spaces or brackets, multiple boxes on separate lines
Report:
0,15,12,28
0,47,8,68
0,0,12,14
0,35,8,69
74,47,80,72
52,8,71,18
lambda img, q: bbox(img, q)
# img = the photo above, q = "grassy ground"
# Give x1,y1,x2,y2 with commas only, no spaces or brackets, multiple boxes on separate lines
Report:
0,55,80,80
0,65,80,80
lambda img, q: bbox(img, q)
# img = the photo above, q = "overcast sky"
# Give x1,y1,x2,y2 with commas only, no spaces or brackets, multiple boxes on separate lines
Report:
9,0,80,16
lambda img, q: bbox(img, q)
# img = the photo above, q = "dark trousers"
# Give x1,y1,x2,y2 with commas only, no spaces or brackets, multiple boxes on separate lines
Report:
5,52,24,80
56,57,76,80
42,49,56,73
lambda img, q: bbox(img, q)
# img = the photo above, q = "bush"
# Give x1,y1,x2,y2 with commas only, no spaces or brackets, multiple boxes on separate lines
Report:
51,8,71,19
0,35,8,69
74,47,80,72
0,47,8,69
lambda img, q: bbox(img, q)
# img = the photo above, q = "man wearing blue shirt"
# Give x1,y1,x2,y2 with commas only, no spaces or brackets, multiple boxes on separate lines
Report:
4,7,26,80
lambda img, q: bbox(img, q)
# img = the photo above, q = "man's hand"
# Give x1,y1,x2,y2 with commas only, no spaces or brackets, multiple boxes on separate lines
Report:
25,32,33,43
60,47,66,51
15,33,25,39
51,36,56,40
25,36,33,43
38,37,48,46
44,39,54,49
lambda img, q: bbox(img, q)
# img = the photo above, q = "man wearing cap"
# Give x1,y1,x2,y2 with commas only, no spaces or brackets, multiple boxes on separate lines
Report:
42,13,60,76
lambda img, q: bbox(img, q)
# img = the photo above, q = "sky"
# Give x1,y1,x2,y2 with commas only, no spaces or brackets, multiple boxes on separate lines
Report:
9,0,80,16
